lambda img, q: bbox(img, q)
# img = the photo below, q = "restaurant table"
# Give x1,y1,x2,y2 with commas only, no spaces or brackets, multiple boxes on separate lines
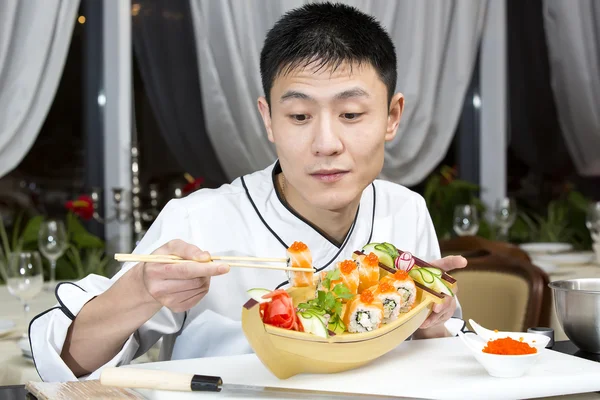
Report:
0,283,158,387
1,340,599,400
0,282,62,387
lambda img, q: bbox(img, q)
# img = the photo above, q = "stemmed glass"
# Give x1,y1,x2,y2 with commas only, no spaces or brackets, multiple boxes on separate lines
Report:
586,201,600,243
453,204,480,236
6,251,44,336
494,197,517,241
38,219,68,291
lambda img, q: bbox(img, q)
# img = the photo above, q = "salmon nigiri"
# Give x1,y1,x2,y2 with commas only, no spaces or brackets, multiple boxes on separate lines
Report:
286,241,314,287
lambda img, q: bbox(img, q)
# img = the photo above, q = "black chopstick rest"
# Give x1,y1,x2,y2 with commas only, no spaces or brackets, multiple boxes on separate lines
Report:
190,374,223,392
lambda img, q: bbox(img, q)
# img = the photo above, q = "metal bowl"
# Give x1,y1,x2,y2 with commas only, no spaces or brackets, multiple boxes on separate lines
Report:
549,278,600,353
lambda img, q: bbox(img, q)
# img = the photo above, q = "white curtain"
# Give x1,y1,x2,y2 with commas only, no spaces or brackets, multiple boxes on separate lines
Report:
190,0,487,186
543,0,600,176
0,0,80,178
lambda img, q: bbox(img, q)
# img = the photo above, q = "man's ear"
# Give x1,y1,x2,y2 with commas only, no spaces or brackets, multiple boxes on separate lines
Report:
257,96,274,143
385,92,405,142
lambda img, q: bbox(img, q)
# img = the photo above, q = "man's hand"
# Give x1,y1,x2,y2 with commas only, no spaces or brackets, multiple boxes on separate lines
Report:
414,255,467,337
141,239,230,313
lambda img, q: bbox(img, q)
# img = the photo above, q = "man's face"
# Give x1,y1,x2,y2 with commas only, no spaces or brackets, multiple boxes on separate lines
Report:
258,61,404,212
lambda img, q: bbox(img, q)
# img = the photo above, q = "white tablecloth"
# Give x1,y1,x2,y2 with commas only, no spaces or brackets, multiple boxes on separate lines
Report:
0,282,158,386
128,337,600,400
0,283,58,386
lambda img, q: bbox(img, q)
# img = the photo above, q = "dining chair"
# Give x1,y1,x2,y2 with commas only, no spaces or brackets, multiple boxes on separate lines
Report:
447,249,551,332
440,235,531,263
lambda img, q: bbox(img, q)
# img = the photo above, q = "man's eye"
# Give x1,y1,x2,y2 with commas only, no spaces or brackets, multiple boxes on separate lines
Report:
290,114,310,122
341,113,363,120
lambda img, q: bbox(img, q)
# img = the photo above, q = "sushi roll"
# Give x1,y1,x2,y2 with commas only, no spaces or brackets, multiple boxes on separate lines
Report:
330,260,360,297
343,289,384,333
286,241,314,287
380,270,417,312
367,281,403,323
352,252,380,293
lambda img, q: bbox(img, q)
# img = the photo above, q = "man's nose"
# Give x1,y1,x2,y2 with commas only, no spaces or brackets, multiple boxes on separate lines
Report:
311,114,344,156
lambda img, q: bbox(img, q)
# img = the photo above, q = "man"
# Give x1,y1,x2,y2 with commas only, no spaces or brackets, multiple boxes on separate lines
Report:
30,2,466,382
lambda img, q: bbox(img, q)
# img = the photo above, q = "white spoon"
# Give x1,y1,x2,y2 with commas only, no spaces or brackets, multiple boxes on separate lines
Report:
457,330,482,353
468,319,499,341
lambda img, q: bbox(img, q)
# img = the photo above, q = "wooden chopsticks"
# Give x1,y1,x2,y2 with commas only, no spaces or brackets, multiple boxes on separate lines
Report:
113,253,311,273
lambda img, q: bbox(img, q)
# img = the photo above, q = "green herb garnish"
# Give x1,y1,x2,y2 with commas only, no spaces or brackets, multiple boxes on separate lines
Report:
298,271,354,334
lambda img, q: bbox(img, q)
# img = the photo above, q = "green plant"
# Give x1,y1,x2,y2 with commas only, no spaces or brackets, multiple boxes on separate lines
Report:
63,246,110,279
53,212,108,280
0,212,43,283
509,188,592,250
423,165,492,240
0,211,108,283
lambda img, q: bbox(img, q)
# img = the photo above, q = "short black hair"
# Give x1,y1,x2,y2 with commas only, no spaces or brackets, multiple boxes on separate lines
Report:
260,2,397,106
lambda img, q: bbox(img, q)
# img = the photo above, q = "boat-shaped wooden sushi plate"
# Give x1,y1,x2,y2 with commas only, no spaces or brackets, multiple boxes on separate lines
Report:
241,272,454,379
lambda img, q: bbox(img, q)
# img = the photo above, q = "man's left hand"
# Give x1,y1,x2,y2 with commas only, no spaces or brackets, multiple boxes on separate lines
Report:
417,255,467,332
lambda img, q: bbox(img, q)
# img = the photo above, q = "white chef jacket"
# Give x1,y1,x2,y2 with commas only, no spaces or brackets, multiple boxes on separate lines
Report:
29,161,461,382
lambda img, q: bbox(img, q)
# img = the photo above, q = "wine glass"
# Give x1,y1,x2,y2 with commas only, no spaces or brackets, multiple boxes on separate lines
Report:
494,197,517,241
586,201,600,243
38,219,68,291
453,204,480,236
6,251,44,336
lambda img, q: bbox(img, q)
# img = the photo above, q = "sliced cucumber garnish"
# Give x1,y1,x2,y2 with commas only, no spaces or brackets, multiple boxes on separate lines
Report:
410,269,454,296
418,268,435,283
422,267,442,277
409,268,434,285
409,269,424,284
328,317,346,335
247,288,272,303
430,276,454,297
375,250,394,269
297,311,329,338
375,244,393,257
382,242,398,257
362,243,378,254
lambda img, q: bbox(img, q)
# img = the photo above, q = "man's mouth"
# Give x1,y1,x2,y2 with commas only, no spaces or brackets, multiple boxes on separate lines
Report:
309,169,349,183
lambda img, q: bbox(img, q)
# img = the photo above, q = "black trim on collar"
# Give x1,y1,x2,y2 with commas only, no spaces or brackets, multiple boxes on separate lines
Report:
54,282,89,321
241,175,288,249
366,183,376,245
179,311,188,334
242,161,375,290
271,160,354,248
28,306,62,381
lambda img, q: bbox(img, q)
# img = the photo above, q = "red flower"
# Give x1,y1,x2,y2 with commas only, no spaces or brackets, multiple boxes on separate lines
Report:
259,289,303,332
65,195,94,220
182,177,205,195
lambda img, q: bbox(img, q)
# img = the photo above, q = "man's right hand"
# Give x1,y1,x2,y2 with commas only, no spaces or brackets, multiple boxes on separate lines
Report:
140,239,230,313
60,239,230,377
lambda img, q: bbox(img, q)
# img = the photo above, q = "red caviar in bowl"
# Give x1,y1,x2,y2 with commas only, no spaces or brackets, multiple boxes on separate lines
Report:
482,337,537,355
